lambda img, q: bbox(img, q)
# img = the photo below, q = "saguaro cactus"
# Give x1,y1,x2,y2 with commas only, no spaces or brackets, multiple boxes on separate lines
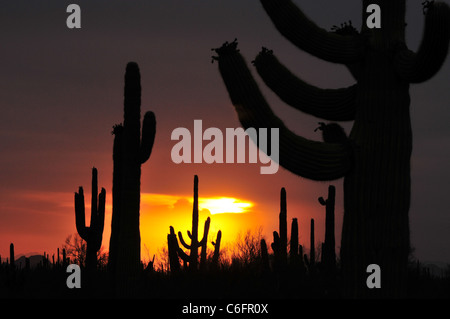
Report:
211,230,222,268
108,62,156,285
271,187,288,268
9,243,14,269
176,175,211,271
319,185,336,276
74,167,106,271
213,0,450,297
310,219,315,268
167,226,181,273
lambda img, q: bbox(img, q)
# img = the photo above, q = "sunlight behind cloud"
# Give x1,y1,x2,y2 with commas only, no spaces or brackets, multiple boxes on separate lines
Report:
141,193,253,215
198,197,253,215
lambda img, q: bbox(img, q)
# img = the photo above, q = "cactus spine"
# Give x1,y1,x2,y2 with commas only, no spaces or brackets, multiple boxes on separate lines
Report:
213,0,450,297
74,167,106,271
177,175,211,271
108,62,156,287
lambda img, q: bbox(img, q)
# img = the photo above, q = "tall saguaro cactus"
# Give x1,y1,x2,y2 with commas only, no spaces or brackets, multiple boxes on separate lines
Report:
108,62,156,286
213,0,450,297
74,167,106,271
176,175,211,271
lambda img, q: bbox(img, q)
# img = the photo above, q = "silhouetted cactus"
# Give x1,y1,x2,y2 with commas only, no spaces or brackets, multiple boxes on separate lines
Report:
176,175,211,271
74,167,106,271
213,0,450,297
108,62,156,288
211,230,222,269
289,218,305,273
319,185,336,276
167,226,181,274
9,243,14,269
260,238,270,273
271,187,288,269
310,218,315,269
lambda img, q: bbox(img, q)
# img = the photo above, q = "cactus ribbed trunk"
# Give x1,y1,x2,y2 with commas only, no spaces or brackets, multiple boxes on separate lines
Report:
118,61,143,282
340,50,412,297
213,0,449,297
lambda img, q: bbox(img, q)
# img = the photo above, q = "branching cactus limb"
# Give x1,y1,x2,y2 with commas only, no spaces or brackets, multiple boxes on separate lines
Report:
394,2,450,83
259,0,364,64
253,48,357,121
74,167,106,271
212,41,351,181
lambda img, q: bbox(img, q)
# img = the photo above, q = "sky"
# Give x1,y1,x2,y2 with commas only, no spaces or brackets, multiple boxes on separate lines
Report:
0,0,449,265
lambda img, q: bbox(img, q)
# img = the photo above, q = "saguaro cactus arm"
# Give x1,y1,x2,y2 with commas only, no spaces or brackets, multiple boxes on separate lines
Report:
140,111,156,164
74,187,88,239
199,217,211,246
213,42,351,181
253,48,357,121
394,2,450,83
178,231,192,250
259,0,364,64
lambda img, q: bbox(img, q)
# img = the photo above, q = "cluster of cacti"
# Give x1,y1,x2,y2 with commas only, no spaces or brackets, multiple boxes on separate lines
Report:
74,167,106,271
213,0,450,297
167,175,222,273
108,62,156,286
259,185,339,283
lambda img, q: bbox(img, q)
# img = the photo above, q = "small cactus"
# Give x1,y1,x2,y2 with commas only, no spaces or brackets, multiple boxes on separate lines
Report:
74,167,106,271
319,185,336,276
211,230,222,268
271,188,288,269
9,243,14,269
167,226,181,273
